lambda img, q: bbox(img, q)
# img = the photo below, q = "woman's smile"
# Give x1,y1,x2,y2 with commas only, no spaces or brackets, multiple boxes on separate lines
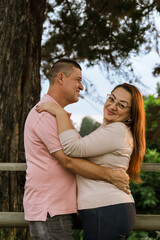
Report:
106,108,116,115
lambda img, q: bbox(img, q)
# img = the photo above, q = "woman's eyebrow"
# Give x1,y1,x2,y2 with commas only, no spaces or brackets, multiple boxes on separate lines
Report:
112,93,128,103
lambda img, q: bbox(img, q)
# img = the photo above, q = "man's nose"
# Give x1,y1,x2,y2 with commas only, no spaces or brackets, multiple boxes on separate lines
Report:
79,82,84,91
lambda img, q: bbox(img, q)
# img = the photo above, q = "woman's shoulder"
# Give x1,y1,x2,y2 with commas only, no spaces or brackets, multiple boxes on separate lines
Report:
102,121,131,136
102,121,128,130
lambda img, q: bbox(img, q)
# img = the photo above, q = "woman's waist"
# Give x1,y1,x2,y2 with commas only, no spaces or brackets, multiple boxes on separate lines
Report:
77,186,134,210
77,178,134,203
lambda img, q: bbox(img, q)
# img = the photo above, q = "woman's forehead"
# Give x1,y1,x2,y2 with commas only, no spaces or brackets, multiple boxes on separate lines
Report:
112,87,131,103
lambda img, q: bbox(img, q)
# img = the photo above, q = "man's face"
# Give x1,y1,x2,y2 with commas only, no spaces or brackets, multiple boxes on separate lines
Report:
62,67,83,105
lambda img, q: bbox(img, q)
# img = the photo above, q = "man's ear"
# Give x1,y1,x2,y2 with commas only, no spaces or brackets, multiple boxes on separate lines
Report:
57,72,64,85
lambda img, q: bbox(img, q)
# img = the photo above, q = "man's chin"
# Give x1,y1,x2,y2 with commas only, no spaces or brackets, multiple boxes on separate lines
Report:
73,96,79,103
69,98,79,104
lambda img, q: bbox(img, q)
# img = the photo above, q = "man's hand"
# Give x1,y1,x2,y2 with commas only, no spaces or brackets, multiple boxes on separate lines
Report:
106,168,130,194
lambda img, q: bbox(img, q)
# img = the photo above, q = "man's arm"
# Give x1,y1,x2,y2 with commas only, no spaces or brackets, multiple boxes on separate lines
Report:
52,150,130,194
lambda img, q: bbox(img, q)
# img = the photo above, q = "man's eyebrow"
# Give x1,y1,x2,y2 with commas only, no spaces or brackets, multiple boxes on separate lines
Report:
111,93,128,103
111,93,116,98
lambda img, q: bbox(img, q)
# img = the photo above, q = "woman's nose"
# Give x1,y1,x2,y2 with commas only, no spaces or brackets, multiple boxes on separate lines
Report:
110,102,117,110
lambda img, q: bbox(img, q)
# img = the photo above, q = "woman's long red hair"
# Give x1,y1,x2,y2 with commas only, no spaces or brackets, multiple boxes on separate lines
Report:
113,83,146,182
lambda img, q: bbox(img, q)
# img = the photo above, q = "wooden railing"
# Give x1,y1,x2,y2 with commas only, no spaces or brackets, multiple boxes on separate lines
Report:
0,163,160,230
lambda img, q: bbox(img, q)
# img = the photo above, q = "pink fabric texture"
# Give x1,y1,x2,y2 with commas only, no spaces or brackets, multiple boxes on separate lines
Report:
23,94,77,221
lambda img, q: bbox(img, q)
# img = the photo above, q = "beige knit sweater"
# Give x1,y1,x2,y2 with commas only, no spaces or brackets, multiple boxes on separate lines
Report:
59,121,134,210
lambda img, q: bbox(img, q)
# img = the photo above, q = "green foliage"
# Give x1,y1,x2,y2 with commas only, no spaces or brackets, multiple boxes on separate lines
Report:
153,64,160,78
156,82,160,97
127,147,160,239
79,116,101,137
130,149,160,214
144,93,160,151
73,229,84,240
144,148,160,163
42,0,159,83
127,230,160,240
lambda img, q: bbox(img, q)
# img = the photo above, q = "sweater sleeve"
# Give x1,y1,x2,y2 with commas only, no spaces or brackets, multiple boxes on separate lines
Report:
59,122,130,158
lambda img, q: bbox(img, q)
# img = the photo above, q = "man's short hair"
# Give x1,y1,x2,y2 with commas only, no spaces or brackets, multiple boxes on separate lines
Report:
49,59,82,84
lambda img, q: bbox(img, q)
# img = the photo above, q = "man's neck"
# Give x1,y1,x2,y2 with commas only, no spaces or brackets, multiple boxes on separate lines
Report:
47,88,66,108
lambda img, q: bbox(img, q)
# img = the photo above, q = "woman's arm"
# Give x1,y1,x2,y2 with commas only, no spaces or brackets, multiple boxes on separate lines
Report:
52,150,130,194
36,102,130,194
36,102,74,133
36,103,128,158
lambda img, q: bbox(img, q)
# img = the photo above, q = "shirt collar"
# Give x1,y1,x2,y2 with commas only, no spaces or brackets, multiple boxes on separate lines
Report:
42,94,72,117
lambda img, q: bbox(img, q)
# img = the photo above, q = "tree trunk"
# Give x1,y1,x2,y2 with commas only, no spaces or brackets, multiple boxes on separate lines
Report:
0,0,46,238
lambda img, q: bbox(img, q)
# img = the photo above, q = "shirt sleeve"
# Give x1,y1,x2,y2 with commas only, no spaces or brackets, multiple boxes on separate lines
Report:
35,112,62,153
59,122,129,157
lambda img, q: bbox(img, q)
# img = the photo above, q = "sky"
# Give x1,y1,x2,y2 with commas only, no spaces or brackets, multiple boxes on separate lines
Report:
41,50,160,130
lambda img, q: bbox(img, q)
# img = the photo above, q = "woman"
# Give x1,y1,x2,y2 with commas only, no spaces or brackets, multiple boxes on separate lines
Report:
36,83,146,240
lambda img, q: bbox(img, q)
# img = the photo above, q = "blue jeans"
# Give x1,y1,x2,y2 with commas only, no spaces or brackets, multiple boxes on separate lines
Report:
28,214,74,240
79,203,136,240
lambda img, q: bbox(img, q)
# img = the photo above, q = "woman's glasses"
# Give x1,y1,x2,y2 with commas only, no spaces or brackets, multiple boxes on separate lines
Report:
107,94,131,110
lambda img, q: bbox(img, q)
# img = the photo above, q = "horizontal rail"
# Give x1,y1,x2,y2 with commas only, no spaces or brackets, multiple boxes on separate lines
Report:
140,163,160,172
0,212,160,230
134,214,160,231
0,213,27,228
0,163,27,171
0,163,160,172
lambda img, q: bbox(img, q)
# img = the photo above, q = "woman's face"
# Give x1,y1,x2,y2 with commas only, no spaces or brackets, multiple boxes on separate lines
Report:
103,87,132,123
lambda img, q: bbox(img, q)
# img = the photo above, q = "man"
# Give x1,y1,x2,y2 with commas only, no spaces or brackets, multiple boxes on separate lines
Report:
23,59,130,240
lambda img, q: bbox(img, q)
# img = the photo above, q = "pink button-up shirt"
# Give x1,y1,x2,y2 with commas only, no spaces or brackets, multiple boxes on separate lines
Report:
23,94,77,221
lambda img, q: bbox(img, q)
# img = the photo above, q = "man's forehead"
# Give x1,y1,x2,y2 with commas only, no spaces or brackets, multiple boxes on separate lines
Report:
73,67,82,76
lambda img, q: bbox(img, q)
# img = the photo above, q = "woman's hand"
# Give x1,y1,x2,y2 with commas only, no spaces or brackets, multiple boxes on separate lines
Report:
36,102,64,116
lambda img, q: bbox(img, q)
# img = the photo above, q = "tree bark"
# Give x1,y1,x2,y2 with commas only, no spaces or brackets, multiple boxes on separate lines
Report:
0,0,46,238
